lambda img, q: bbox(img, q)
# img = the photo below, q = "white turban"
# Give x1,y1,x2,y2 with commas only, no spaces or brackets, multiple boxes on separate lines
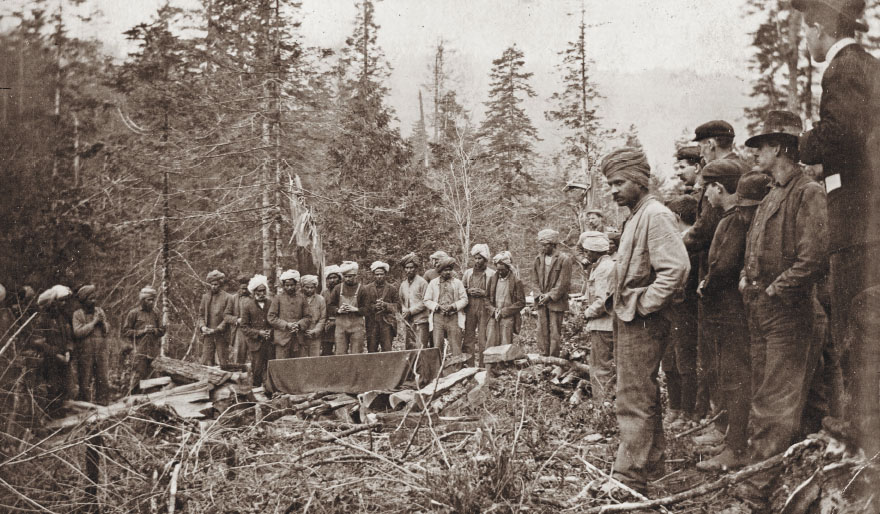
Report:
37,288,56,307
493,251,513,268
370,261,390,273
470,244,490,261
339,261,359,275
579,231,610,252
324,265,341,278
51,285,72,300
537,229,560,244
280,269,300,282
301,275,319,287
430,250,449,261
139,286,158,300
206,270,225,282
247,274,269,293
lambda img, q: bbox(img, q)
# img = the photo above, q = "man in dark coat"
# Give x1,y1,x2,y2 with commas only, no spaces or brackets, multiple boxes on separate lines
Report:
795,0,880,455
737,111,828,502
72,285,111,405
123,287,165,394
532,229,572,358
364,261,398,353
485,251,526,349
224,274,251,364
198,270,234,366
241,275,272,388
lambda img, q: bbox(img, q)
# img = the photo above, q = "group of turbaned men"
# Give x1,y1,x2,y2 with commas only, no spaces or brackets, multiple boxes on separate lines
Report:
2,0,879,505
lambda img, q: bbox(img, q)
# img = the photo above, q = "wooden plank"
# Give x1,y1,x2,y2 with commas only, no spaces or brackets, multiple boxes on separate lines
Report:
151,355,233,386
139,376,172,390
389,367,480,410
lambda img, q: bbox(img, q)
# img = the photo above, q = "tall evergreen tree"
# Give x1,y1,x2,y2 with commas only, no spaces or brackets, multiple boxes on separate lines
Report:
478,44,540,200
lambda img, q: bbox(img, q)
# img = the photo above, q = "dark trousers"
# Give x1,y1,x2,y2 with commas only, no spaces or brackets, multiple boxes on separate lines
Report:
367,320,394,353
704,318,750,452
77,342,110,405
463,300,490,366
613,312,670,491
249,341,272,388
536,308,564,357
402,321,429,350
662,301,698,415
694,300,720,421
201,332,228,367
432,313,462,354
745,291,818,462
589,330,615,404
830,244,880,454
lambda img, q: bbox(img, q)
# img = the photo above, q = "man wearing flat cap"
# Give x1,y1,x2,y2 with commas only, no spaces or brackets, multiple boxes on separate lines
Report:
486,251,526,349
736,111,828,499
398,253,430,349
198,270,234,366
532,229,572,358
674,144,702,194
268,269,311,359
364,261,398,353
463,244,495,366
581,231,616,404
72,285,110,405
224,274,252,364
123,287,166,393
600,146,690,493
424,257,468,354
795,0,880,455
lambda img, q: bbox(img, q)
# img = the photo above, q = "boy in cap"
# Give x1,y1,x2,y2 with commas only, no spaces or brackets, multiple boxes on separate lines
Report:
398,253,430,349
580,231,616,404
328,262,370,355
424,257,468,354
601,147,690,493
72,285,110,405
795,0,880,455
123,287,165,393
532,229,572,357
486,251,526,348
198,270,234,366
463,244,495,366
268,269,310,359
364,261,398,352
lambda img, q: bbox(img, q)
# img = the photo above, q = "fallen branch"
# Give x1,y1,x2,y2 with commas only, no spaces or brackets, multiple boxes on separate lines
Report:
525,354,591,377
580,438,821,513
577,458,671,514
167,462,181,514
674,410,727,439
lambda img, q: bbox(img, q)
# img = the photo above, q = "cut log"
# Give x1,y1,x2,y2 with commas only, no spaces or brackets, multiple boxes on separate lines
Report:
151,356,234,386
140,376,172,391
443,353,472,370
483,344,526,364
389,367,480,410
526,354,591,377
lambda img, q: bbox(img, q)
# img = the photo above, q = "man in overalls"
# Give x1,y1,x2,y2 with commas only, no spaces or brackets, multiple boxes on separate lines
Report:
329,261,369,355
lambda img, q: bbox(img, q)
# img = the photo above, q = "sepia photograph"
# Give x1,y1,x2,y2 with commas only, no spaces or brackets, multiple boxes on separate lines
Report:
1,0,878,511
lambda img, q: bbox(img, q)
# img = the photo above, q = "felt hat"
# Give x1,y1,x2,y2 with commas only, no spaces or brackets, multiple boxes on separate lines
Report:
792,0,868,32
744,110,803,148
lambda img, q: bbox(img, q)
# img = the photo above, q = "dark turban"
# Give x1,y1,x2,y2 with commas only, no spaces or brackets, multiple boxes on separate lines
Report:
400,253,420,267
436,256,456,272
600,147,651,189
77,284,97,300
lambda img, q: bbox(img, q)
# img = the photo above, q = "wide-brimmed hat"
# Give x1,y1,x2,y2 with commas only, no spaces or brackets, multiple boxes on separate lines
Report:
792,0,868,32
745,110,803,148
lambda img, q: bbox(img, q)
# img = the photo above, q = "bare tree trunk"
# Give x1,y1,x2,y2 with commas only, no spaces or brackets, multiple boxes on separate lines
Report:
433,41,444,142
272,0,283,285
805,51,814,120
73,112,80,187
787,10,802,112
160,167,170,356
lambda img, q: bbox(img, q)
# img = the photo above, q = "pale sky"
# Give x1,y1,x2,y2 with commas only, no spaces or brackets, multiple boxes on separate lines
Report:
13,0,778,176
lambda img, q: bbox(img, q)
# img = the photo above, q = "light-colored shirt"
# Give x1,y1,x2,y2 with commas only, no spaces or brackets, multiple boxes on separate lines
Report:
399,275,429,324
495,277,510,310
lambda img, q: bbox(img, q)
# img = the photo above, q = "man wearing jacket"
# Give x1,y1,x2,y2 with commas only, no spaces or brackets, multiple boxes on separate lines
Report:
424,256,468,355
795,0,880,455
602,147,690,493
463,244,495,366
398,253,429,349
485,251,526,349
198,270,234,366
580,231,616,404
123,287,165,394
532,229,572,358
225,274,251,364
321,265,342,355
72,285,110,405
364,261,398,353
267,269,310,359
241,275,272,388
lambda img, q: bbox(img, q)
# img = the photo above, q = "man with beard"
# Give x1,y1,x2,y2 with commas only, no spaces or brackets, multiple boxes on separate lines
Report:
300,275,325,357
424,257,468,355
328,262,370,355
268,269,310,359
364,261,398,352
33,286,75,411
241,275,272,388
485,251,526,348
398,253,429,349
580,231,617,404
321,265,342,355
225,274,252,364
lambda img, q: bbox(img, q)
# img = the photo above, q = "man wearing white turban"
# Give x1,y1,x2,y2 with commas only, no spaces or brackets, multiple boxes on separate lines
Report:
424,257,468,354
299,275,325,357
241,275,273,387
268,269,310,359
365,261,398,352
198,270,234,366
123,286,165,393
328,261,370,354
321,266,343,355
463,244,495,366
533,229,572,357
580,231,616,404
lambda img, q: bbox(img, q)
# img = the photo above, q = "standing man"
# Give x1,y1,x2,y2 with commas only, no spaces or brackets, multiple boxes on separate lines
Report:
486,251,526,348
198,270,234,367
674,144,702,194
424,256,468,355
267,269,310,359
72,285,110,405
602,147,690,493
123,287,165,394
225,274,252,364
328,261,369,355
321,265,342,355
463,244,495,366
33,286,75,410
737,111,828,501
532,229,572,358
398,253,430,349
795,0,880,455
580,231,616,404
364,261,398,353
300,275,325,357
585,209,605,232
241,275,272,388
424,251,450,283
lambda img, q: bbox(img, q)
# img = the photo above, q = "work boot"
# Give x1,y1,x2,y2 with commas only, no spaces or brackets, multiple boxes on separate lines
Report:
696,447,748,472
693,426,726,446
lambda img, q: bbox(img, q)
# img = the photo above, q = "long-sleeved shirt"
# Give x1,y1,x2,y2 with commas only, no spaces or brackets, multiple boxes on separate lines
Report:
122,307,165,357
462,267,496,314
302,293,326,337
240,297,271,351
532,249,573,312
364,281,399,326
198,291,234,332
327,283,369,317
584,254,616,332
72,307,110,351
424,276,468,330
613,195,691,322
742,168,828,301
267,292,310,347
701,207,749,322
486,272,526,333
399,275,429,324
31,310,74,357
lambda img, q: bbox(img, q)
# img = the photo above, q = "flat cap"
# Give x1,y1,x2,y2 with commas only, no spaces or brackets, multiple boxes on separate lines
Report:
693,120,735,142
675,145,702,163
736,173,772,206
701,159,744,180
